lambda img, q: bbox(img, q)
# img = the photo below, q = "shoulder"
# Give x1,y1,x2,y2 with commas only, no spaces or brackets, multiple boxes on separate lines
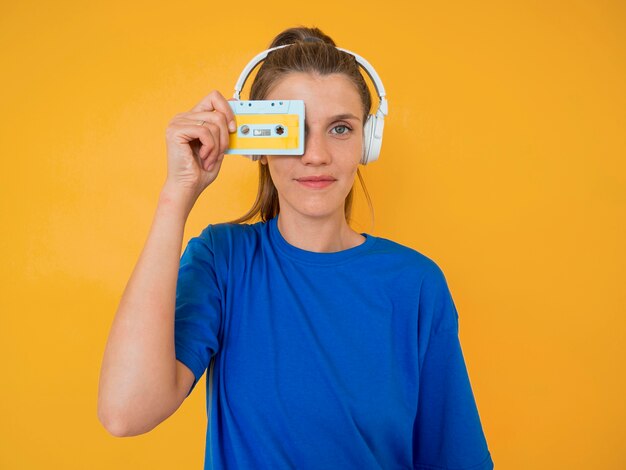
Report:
180,221,268,280
185,220,267,259
369,235,448,284
367,235,457,332
197,220,264,243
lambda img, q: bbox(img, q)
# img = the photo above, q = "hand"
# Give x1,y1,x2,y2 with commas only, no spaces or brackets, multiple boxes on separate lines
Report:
164,90,237,201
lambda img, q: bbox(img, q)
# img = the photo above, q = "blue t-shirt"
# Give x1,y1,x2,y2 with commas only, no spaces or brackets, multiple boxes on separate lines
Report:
174,216,494,470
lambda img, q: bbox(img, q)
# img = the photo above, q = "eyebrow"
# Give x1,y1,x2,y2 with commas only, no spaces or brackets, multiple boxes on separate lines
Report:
303,113,362,132
329,113,361,123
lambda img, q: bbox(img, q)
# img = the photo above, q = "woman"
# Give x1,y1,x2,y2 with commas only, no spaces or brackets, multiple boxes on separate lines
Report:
98,26,494,470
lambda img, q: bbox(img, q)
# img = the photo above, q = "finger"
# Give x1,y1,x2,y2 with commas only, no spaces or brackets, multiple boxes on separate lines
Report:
198,123,221,162
204,145,225,171
189,90,237,131
189,90,222,112
179,112,231,155
176,111,236,144
177,111,232,141
171,123,219,164
208,118,230,157
206,152,225,172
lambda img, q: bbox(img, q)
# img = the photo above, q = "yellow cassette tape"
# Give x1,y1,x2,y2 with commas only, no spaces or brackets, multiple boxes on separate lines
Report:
225,100,305,156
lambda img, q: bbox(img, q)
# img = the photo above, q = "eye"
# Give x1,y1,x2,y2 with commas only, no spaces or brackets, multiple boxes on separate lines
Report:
330,124,352,136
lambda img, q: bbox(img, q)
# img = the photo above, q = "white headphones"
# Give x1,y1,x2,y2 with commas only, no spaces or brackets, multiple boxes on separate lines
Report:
233,43,388,165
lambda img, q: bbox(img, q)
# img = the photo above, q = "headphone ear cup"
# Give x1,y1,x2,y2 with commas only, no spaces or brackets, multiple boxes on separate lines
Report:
362,114,384,165
361,115,375,165
368,116,384,164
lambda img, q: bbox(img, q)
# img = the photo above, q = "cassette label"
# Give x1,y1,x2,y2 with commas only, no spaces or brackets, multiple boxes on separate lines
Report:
225,100,305,156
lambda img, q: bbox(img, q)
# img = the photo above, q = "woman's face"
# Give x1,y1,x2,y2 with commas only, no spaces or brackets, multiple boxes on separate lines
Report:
261,72,364,222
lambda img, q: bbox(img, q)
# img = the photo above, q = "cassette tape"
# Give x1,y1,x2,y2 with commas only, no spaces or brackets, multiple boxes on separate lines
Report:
225,100,305,156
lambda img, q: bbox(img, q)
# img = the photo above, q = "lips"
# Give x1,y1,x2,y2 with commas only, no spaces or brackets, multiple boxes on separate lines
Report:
295,175,337,189
295,175,337,182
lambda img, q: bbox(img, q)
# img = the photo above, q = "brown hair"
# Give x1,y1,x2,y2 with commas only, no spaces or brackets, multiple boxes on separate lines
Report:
228,26,374,226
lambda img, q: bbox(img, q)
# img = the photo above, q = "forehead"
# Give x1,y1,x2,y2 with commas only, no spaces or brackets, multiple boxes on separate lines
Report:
265,72,363,122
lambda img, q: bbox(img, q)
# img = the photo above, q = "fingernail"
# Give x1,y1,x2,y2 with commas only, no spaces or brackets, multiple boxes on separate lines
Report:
228,120,236,132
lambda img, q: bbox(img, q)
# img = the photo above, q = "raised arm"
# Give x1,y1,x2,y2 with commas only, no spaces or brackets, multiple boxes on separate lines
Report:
97,91,236,437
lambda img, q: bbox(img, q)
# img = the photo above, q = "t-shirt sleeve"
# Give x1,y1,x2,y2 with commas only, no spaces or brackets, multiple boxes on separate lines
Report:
413,265,494,470
174,232,222,397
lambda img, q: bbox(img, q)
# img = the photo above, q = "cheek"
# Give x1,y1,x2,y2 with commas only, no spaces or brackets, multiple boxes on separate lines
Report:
348,135,364,165
266,162,292,189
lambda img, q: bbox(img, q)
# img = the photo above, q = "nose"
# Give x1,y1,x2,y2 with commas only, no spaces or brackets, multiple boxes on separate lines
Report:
300,128,331,166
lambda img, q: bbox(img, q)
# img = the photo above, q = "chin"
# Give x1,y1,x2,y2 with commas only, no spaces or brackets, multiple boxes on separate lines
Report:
278,188,349,220
299,204,346,220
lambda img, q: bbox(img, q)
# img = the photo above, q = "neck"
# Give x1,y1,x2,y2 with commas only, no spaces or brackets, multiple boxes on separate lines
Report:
276,210,365,253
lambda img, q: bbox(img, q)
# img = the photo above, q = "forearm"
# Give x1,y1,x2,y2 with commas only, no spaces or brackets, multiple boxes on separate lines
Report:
98,185,194,436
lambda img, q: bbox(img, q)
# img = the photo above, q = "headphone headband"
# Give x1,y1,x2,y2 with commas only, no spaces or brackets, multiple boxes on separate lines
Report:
233,44,388,120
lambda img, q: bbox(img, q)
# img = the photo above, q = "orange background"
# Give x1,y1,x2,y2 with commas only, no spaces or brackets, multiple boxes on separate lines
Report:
1,0,625,468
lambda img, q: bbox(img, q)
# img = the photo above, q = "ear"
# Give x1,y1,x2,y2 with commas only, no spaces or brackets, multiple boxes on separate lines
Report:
260,155,268,165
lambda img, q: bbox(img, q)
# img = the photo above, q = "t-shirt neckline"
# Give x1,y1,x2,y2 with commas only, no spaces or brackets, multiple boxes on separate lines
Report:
268,215,376,265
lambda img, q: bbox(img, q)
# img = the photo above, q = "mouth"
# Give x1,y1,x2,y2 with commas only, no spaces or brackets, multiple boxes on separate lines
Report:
295,175,337,189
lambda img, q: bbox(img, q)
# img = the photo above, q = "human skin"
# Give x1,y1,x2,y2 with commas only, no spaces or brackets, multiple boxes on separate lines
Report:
261,71,367,253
